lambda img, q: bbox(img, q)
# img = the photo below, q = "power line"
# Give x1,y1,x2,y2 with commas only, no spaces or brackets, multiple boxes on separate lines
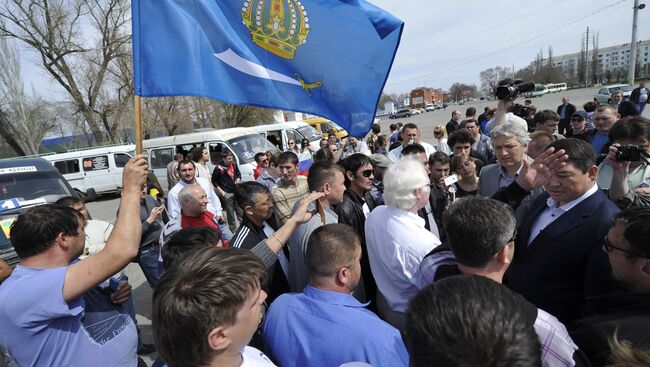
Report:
387,0,631,87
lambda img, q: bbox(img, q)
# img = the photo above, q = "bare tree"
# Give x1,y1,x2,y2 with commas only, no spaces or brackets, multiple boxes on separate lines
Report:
479,66,511,97
0,0,132,145
0,37,57,155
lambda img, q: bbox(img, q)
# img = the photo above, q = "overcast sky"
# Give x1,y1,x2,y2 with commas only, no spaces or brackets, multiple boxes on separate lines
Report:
373,0,649,94
15,0,650,98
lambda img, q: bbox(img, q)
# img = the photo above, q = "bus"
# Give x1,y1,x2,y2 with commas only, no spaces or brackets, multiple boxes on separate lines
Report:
545,83,568,93
525,85,548,98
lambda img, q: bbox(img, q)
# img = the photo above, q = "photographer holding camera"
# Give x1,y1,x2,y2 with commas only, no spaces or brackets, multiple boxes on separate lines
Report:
486,78,535,133
597,116,650,208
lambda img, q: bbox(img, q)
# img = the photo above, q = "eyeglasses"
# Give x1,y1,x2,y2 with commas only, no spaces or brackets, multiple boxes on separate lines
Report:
602,236,646,258
570,119,584,122
358,169,374,178
507,228,517,244
259,158,268,164
331,148,339,152
288,142,295,145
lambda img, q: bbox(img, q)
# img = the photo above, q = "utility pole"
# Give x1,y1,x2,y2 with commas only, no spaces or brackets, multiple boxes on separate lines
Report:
627,0,644,84
585,27,589,88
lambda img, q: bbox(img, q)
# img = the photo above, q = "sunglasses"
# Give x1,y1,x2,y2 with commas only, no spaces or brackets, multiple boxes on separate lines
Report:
331,148,339,152
358,169,374,178
570,119,584,122
259,158,269,164
288,142,295,145
602,236,646,258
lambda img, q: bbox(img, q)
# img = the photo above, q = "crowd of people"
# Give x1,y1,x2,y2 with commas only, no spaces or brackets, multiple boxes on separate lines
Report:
0,87,650,367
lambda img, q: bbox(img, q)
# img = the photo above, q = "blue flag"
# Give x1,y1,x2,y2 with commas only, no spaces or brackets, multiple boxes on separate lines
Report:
132,0,403,137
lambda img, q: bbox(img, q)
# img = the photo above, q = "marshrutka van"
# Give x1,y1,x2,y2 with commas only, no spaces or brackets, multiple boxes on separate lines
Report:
143,127,278,190
41,144,135,199
252,121,323,152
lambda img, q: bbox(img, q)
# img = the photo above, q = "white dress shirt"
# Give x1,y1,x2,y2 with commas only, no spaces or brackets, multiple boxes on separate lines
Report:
528,183,599,245
365,205,441,312
167,177,223,220
387,142,436,163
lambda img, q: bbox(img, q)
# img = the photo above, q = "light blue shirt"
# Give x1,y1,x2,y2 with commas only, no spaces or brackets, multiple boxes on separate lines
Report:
262,285,408,367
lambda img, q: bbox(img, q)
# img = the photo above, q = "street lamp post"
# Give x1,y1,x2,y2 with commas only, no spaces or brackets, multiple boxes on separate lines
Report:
627,0,646,84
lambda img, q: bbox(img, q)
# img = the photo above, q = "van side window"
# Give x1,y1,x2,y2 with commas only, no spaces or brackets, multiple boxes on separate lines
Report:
54,160,80,174
208,143,231,165
266,131,282,149
150,148,174,169
286,130,298,145
114,153,131,168
83,155,109,171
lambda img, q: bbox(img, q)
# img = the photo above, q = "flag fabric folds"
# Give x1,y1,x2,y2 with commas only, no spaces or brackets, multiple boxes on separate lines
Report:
132,0,403,137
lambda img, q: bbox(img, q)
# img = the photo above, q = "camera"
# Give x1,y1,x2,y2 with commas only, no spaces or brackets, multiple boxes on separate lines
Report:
508,103,530,119
495,78,535,100
615,145,645,161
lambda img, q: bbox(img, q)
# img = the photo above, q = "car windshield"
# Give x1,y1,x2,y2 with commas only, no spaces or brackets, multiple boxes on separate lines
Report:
0,171,73,203
297,126,323,142
609,85,633,93
228,134,278,164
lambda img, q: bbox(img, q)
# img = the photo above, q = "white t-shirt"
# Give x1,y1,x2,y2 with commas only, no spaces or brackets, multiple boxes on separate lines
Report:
241,346,276,367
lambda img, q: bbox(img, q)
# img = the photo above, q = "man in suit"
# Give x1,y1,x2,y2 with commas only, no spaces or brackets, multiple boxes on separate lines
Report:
507,138,624,325
556,96,577,135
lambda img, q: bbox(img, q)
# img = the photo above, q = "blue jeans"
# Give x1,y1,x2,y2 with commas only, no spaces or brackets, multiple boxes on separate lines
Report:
137,245,161,289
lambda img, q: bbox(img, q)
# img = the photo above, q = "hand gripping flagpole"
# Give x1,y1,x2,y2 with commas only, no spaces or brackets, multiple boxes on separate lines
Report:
134,95,143,154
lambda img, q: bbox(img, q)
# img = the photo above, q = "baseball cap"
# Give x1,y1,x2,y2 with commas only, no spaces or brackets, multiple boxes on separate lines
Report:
571,111,588,120
369,154,391,168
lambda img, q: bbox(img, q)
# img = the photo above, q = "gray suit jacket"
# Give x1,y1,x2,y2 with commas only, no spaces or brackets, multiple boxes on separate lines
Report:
478,163,543,223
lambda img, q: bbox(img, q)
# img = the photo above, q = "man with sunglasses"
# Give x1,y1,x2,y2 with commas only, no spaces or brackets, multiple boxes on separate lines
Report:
336,153,377,305
417,197,585,367
571,207,650,366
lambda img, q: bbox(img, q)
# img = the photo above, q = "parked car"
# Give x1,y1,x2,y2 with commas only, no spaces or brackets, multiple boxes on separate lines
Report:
425,104,435,112
389,108,412,119
41,144,134,200
594,84,634,104
0,157,81,268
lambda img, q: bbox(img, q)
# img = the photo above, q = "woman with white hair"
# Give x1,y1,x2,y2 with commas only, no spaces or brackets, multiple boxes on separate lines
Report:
365,159,441,332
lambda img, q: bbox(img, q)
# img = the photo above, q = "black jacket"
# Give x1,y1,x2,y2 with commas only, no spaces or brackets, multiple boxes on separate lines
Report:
630,87,650,104
334,190,377,306
557,103,577,121
445,119,460,136
211,163,241,193
571,292,650,367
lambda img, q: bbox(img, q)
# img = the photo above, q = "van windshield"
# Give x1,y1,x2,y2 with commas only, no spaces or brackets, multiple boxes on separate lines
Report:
0,171,74,203
228,134,278,164
297,126,323,142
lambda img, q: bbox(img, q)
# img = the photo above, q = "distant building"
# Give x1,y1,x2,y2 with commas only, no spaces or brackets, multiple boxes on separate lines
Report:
409,87,443,108
527,39,650,83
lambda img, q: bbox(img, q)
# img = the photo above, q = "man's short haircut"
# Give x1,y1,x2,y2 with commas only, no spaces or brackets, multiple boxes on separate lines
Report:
400,143,426,158
235,181,270,210
460,119,478,129
10,204,83,258
390,123,398,132
583,101,598,113
429,151,450,166
178,184,204,206
371,123,381,134
406,275,541,367
443,197,516,268
340,153,371,185
161,227,221,270
401,122,419,134
612,207,650,259
448,129,476,147
533,110,561,125
254,152,266,163
277,151,299,166
177,159,196,172
268,151,281,167
490,123,531,145
174,153,184,160
608,116,650,143
306,224,360,281
383,158,430,211
313,147,334,162
465,107,476,117
153,247,267,367
55,196,84,208
547,138,595,173
612,90,624,97
307,160,345,192
529,130,554,143
595,104,618,115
